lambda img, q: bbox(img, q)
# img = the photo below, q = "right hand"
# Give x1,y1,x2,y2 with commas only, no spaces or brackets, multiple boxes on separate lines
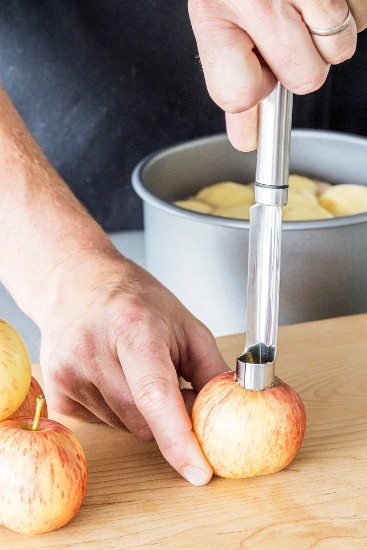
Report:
189,0,367,151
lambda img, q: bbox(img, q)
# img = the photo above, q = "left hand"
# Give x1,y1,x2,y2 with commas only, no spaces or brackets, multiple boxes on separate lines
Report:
189,0,367,151
38,250,228,485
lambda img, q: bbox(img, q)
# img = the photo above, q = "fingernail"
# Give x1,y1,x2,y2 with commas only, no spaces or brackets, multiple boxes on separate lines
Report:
182,466,211,486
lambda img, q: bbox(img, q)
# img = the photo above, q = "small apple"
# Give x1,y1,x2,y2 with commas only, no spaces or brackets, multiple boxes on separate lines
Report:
0,396,88,534
9,376,48,419
0,318,32,421
192,372,306,479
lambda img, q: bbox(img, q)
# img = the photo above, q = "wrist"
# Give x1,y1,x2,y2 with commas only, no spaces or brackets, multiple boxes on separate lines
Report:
35,244,129,331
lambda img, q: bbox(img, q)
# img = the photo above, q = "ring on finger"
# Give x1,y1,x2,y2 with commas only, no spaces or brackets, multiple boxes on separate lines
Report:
307,8,352,36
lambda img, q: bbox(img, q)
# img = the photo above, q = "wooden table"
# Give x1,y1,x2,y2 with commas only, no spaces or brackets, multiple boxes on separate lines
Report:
2,314,367,549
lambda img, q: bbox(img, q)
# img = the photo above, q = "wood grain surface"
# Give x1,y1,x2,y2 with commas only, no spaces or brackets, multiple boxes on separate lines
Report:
2,314,367,549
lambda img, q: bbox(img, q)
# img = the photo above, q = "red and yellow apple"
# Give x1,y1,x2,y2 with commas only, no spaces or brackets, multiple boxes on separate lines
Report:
9,376,48,419
0,396,88,534
0,318,32,421
192,372,306,479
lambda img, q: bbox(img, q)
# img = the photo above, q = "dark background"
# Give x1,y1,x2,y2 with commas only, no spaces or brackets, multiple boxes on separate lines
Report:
1,1,366,231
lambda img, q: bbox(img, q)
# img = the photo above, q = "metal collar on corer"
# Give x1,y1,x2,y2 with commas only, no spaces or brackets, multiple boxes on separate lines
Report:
236,83,293,390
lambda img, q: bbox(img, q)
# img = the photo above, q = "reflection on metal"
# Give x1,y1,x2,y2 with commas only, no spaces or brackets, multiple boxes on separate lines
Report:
237,83,293,390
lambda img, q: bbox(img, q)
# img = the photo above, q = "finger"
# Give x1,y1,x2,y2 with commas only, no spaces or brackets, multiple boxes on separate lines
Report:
50,393,101,422
42,356,135,431
296,1,357,64
188,0,276,113
88,359,154,440
225,104,259,152
117,337,213,486
178,321,228,392
240,2,330,95
43,372,129,430
346,0,367,32
57,397,122,425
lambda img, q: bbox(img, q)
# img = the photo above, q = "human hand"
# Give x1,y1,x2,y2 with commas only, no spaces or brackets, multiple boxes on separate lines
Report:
189,0,367,151
39,250,228,486
0,85,227,486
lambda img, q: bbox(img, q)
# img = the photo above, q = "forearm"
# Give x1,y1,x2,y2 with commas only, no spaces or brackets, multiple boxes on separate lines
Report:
0,86,119,325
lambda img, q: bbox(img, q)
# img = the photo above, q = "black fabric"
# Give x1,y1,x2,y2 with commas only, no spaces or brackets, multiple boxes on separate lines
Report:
0,1,366,231
293,31,367,134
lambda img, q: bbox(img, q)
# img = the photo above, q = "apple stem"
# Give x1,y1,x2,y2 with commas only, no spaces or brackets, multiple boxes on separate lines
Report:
32,395,45,431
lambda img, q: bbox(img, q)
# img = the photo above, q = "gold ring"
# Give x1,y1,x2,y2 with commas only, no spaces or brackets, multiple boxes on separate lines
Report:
307,8,352,36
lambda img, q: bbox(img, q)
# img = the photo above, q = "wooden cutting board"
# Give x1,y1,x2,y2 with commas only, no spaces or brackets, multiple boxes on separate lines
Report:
2,314,367,549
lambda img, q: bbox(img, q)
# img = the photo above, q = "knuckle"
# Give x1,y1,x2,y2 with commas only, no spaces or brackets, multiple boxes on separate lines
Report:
159,433,186,457
288,70,328,95
112,302,168,355
48,334,100,390
134,378,172,417
188,0,223,26
70,331,96,365
51,363,79,389
214,85,261,114
327,41,357,65
110,299,148,337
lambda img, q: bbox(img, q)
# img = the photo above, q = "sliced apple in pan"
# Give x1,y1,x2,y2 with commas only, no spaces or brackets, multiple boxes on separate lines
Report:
212,204,252,220
174,200,213,214
318,184,367,216
195,181,253,208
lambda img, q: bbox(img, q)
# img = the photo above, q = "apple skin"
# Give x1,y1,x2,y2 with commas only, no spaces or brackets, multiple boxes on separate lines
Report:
0,319,32,421
192,372,306,479
0,416,88,534
9,376,48,419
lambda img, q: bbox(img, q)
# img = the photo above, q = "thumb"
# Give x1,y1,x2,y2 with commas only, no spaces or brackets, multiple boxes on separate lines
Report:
182,322,229,393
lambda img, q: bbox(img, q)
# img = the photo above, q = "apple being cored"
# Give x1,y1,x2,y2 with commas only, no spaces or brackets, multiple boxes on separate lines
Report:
0,396,88,534
0,319,32,421
9,376,48,419
192,372,306,479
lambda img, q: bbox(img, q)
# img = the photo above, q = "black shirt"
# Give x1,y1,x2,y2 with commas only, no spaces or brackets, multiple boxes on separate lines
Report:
1,1,366,231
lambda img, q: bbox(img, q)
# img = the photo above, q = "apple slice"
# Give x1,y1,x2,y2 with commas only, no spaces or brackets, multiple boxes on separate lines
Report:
196,181,254,208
